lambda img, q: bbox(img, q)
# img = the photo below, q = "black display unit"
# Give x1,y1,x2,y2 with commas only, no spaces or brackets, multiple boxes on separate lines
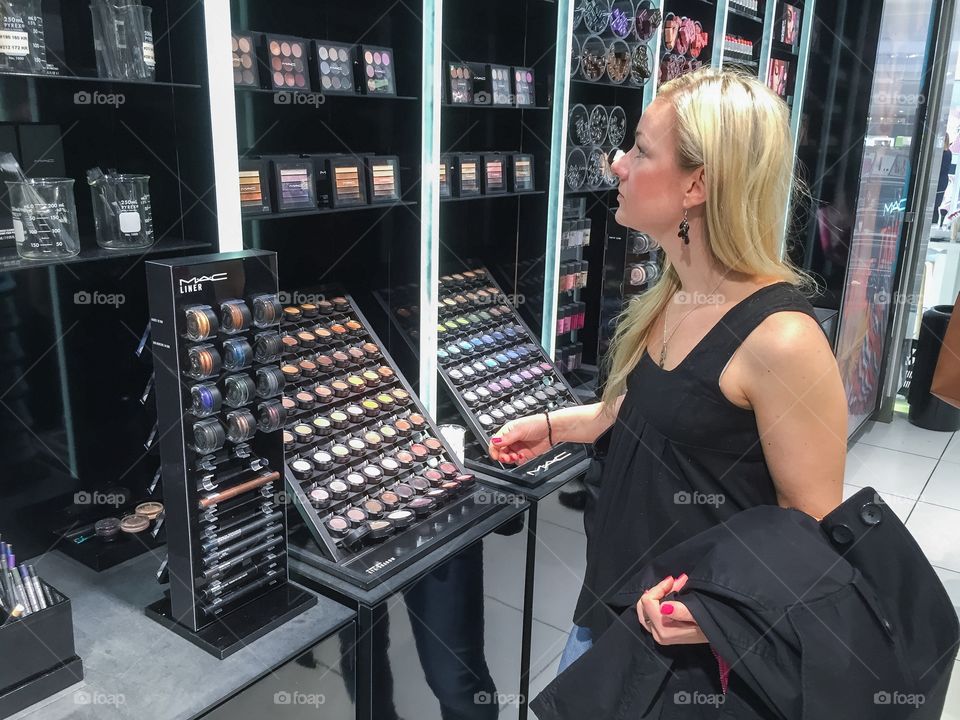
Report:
144,250,315,658
277,291,508,589
379,266,591,487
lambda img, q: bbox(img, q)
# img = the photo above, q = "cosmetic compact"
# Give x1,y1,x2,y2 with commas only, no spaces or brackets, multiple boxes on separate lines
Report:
232,32,263,87
481,153,507,194
511,67,536,106
327,157,367,207
439,155,454,198
310,40,357,94
509,154,535,193
486,64,513,105
262,34,310,90
364,155,401,204
453,153,481,197
270,157,317,212
447,61,474,104
358,44,397,95
95,517,121,542
239,158,272,215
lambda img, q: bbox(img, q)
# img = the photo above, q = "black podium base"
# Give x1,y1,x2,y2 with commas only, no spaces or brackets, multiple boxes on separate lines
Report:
145,583,317,660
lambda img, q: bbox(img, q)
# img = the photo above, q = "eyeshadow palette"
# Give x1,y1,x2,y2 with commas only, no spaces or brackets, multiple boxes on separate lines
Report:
311,40,357,94
359,44,396,96
232,32,261,87
271,158,316,212
381,267,589,486
487,64,513,105
453,153,481,197
262,34,309,90
481,153,507,194
239,158,272,214
328,157,367,207
277,292,509,587
512,67,536,106
145,251,315,654
509,153,535,193
439,155,454,198
365,155,401,204
447,61,474,104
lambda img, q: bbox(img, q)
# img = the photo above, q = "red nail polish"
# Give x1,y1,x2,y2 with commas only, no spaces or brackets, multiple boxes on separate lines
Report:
661,603,674,615
492,437,502,445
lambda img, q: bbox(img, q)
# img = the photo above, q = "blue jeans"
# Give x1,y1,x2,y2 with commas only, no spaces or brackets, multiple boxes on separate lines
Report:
557,625,593,675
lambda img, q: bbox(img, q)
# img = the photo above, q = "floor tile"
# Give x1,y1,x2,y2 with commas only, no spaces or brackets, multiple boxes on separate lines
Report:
856,413,954,458
845,443,938,499
907,503,960,573
935,567,960,625
944,434,960,465
537,487,586,536
843,484,916,523
920,461,960,511
529,521,589,632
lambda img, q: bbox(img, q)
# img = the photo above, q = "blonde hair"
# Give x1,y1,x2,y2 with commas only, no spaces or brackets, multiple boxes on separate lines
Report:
602,68,809,408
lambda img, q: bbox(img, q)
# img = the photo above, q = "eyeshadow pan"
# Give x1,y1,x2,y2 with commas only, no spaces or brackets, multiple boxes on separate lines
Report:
482,154,507,194
263,34,309,90
273,160,316,212
232,33,260,87
359,44,397,95
366,156,401,203
328,159,367,207
311,40,356,94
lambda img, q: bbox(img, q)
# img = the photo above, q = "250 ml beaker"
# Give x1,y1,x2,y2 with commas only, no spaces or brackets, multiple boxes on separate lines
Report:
5,178,80,260
90,173,154,249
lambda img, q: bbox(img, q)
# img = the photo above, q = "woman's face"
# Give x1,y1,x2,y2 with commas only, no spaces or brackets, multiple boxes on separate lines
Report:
612,100,692,241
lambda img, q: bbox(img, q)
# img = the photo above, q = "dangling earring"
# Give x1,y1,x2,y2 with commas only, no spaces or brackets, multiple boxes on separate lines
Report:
678,209,690,245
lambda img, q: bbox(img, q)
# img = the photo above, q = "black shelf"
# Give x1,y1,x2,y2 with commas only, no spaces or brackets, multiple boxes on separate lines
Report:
570,78,649,91
771,41,800,59
0,71,202,89
727,6,764,23
441,102,551,110
234,86,418,101
441,191,546,202
0,238,213,272
242,201,417,220
724,56,759,68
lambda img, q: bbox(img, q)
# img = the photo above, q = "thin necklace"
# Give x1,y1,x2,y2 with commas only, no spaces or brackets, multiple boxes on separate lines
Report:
659,279,728,369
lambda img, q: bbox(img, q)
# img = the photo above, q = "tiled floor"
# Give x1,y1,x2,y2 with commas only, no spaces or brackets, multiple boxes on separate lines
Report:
522,412,960,718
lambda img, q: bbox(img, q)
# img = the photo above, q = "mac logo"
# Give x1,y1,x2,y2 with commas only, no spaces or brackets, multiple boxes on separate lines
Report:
178,272,228,294
525,450,572,476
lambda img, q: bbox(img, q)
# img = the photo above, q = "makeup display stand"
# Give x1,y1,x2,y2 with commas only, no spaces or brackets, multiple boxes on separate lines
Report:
378,267,591,490
144,250,315,659
278,291,509,588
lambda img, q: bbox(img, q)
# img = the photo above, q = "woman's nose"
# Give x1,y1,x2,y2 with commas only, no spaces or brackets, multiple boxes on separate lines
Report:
611,149,627,180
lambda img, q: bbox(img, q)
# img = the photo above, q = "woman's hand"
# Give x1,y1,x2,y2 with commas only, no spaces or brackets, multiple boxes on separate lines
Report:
637,573,708,645
488,415,552,465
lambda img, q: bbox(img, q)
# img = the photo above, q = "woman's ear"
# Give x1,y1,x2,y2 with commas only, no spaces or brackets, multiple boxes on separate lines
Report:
683,167,707,209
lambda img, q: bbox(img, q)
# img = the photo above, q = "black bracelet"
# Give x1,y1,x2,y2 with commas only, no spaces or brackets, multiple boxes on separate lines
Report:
544,411,554,448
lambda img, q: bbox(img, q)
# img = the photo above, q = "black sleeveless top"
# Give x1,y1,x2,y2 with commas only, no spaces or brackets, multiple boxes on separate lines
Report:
574,282,820,637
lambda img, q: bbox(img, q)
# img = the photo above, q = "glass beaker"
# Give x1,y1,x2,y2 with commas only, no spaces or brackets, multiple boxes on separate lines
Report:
120,4,155,80
90,173,154,249
5,178,80,260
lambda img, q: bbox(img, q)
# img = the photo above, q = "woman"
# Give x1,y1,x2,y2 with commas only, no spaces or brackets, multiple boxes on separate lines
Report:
489,69,846,678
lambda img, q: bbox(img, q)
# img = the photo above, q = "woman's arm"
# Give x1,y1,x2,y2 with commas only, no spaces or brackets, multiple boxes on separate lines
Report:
738,312,847,520
488,396,624,464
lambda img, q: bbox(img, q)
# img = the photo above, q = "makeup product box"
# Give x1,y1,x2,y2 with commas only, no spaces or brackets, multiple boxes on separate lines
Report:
268,156,317,212
511,66,536,106
239,158,272,215
303,153,337,208
327,156,368,207
365,155,401,204
0,582,82,718
439,154,454,198
509,153,535,193
17,124,66,178
452,153,481,197
260,34,310,91
463,62,489,104
486,64,513,105
232,31,263,88
481,153,507,194
358,44,396,96
310,40,357,95
447,61,473,104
